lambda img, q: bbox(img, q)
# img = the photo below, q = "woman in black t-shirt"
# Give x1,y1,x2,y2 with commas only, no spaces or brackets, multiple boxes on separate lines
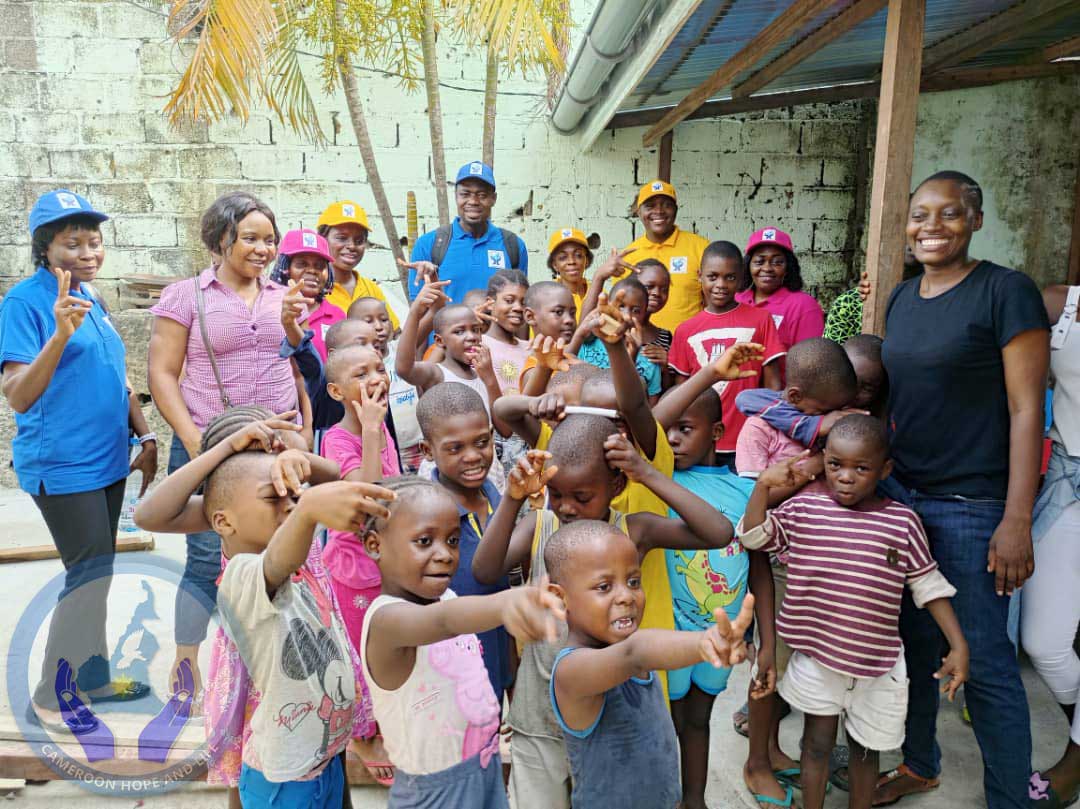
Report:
872,172,1049,809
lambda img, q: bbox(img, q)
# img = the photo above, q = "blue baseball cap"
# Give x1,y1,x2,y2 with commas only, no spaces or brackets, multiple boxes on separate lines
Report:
29,189,109,234
454,161,496,190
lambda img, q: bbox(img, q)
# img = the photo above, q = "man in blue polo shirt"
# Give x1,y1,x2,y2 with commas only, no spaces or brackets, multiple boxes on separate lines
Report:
406,161,528,303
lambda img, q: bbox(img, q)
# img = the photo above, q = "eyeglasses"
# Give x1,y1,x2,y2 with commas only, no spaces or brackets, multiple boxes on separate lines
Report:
456,189,494,203
751,257,787,269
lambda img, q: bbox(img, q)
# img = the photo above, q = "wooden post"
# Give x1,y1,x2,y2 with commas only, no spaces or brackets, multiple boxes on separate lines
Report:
862,0,926,335
658,131,674,182
1070,155,1080,285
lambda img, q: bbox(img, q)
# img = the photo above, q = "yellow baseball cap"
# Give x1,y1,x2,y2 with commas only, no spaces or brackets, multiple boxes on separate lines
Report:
317,200,371,232
635,179,677,208
546,227,589,257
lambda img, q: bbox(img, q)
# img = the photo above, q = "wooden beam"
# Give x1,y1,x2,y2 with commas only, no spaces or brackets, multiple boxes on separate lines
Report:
1069,155,1080,285
732,0,889,98
1045,33,1080,61
862,0,925,336
574,0,705,152
641,0,837,145
921,60,1080,89
0,534,154,563
921,0,1080,74
658,131,673,181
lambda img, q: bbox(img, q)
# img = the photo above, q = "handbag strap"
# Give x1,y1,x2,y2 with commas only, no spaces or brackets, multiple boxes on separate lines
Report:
193,276,232,410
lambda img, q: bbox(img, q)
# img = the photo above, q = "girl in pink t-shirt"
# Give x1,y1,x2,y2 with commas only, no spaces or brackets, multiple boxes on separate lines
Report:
480,269,530,395
272,228,345,361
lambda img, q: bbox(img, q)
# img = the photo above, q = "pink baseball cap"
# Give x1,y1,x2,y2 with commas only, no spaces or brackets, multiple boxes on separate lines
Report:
745,226,794,255
279,228,333,262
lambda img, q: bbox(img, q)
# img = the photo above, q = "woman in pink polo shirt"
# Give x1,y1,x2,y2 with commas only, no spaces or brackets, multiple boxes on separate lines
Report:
270,228,344,361
735,227,825,351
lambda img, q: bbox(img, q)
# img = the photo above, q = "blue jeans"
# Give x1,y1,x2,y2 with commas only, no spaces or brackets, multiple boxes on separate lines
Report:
881,479,1031,809
168,435,221,645
239,755,343,808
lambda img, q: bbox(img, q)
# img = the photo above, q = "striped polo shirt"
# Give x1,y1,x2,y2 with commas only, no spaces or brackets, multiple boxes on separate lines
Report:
739,493,953,679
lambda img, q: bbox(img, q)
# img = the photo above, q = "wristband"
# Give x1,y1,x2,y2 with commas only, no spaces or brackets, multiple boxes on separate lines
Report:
137,432,157,445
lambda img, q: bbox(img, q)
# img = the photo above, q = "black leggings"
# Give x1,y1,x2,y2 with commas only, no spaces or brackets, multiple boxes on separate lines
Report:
30,478,124,708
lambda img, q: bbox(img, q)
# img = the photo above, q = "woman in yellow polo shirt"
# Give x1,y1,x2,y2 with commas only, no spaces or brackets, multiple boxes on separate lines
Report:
316,200,400,329
623,180,709,333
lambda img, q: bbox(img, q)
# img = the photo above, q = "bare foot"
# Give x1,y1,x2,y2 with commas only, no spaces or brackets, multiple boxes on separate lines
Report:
351,735,394,784
744,762,789,804
769,746,799,773
872,768,939,806
170,648,204,717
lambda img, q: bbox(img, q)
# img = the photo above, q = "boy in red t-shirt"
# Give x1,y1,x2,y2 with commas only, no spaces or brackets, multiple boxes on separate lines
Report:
668,241,785,456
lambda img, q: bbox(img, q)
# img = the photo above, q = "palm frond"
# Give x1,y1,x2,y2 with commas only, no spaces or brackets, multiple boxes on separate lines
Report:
448,0,569,77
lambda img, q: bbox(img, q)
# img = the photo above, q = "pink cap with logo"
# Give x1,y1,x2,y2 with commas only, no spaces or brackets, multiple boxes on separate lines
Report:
745,226,794,255
279,228,333,262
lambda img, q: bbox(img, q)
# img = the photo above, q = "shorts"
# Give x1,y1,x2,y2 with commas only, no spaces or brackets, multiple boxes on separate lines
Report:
238,756,343,809
508,732,571,809
778,650,908,752
390,751,509,809
668,659,733,699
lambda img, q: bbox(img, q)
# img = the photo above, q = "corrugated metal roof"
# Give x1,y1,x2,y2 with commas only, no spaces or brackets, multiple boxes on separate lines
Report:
616,0,1079,115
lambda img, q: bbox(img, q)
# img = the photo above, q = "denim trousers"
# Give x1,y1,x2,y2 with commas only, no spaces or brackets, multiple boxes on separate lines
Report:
881,478,1031,809
168,435,221,646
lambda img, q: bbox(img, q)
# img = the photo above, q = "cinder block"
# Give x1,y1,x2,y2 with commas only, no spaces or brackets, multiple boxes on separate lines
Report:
95,246,149,279
3,4,35,38
0,74,40,109
98,3,168,39
0,111,15,142
145,114,209,145
3,37,38,71
111,147,179,181
0,143,49,177
177,146,241,179
87,39,142,74
822,157,856,188
147,247,206,278
16,113,80,146
810,219,850,253
113,216,177,247
48,148,116,181
83,181,154,213
41,77,142,112
0,214,27,243
33,3,99,39
208,114,273,145
137,41,175,75
740,120,801,154
147,181,218,215
82,113,144,143
802,121,858,158
236,146,304,181
303,147,366,182
0,245,30,274
796,188,851,222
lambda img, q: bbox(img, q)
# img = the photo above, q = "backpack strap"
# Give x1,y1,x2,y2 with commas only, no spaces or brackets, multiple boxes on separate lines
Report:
499,228,521,269
429,224,453,266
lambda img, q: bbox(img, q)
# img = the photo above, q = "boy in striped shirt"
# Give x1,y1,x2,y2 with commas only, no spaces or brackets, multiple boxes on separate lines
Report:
738,414,968,809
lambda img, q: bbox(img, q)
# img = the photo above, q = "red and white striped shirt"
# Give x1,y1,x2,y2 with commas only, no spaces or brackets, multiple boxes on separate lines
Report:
738,493,955,678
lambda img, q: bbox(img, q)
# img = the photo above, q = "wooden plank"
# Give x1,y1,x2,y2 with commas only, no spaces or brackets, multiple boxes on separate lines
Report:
658,131,674,182
641,0,837,145
1069,155,1080,285
732,0,889,98
921,0,1080,74
862,0,925,336
1045,33,1080,61
921,60,1080,89
0,534,154,564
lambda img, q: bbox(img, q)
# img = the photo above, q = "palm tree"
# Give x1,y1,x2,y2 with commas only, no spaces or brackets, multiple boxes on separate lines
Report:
421,0,450,225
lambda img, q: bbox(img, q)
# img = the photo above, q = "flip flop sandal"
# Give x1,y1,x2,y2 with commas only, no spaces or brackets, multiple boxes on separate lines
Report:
874,764,940,806
25,702,98,736
1029,770,1080,807
750,785,794,807
733,701,750,738
360,758,395,787
830,745,851,792
775,766,831,794
88,677,151,704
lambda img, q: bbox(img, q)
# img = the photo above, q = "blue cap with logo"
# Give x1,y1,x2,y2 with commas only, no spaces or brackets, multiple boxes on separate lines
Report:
454,161,496,190
29,189,109,234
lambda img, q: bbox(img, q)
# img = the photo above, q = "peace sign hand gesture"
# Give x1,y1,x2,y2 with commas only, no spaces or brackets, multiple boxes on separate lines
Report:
51,269,93,340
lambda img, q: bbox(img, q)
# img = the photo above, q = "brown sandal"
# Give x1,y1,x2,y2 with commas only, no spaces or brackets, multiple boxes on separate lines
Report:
872,764,940,806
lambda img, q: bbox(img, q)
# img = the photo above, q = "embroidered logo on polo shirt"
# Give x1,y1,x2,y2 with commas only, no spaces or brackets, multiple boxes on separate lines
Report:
763,228,777,241
469,162,484,175
670,256,688,274
56,192,81,209
651,181,664,191
302,232,317,248
342,204,355,217
487,250,506,270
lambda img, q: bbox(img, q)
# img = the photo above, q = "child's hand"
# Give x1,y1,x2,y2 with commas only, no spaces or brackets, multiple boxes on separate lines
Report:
818,408,871,435
508,450,557,501
857,270,871,302
701,594,756,668
711,342,766,381
757,450,817,489
398,258,440,286
470,343,494,376
411,278,450,313
590,291,630,344
476,297,497,326
641,343,668,367
750,645,777,700
595,247,637,282
502,577,566,644
530,335,571,373
271,449,312,497
280,280,308,330
603,433,650,482
297,480,395,533
794,451,825,480
226,411,302,454
529,393,566,423
935,645,969,702
352,381,388,433
625,324,643,358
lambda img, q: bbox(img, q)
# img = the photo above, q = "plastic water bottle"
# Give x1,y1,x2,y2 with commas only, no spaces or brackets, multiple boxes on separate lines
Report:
118,438,142,533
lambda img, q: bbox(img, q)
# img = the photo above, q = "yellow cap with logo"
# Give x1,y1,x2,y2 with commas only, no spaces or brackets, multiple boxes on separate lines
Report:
546,227,589,257
317,200,371,232
635,180,677,208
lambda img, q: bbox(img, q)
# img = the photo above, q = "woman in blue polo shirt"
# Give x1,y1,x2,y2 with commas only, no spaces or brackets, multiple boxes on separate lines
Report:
0,190,154,734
